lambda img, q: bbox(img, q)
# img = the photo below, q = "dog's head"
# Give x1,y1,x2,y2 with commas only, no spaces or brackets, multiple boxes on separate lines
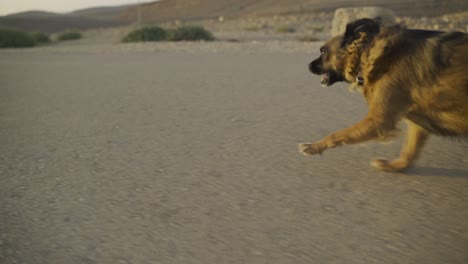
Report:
309,17,381,86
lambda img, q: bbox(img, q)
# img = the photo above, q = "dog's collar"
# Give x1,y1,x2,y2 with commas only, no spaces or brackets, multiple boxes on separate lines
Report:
356,70,364,86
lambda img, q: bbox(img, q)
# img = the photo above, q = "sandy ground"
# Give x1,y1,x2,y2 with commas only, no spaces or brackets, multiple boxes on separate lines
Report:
0,41,467,264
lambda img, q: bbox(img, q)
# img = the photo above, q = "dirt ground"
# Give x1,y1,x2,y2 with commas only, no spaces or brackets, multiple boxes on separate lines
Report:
0,41,467,263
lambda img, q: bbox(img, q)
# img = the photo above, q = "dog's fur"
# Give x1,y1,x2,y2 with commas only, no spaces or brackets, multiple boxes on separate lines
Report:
299,17,468,172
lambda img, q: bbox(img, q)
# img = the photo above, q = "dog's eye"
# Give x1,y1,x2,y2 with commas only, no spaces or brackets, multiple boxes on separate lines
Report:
320,47,327,56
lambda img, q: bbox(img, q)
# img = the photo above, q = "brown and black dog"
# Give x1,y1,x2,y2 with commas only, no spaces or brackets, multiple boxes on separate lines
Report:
299,17,468,172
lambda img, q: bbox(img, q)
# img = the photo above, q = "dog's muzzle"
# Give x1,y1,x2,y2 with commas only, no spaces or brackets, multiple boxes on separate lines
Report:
308,59,344,86
308,60,322,75
309,60,333,86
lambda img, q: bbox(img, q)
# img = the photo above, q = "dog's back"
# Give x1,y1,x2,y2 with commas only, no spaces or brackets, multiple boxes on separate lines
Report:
363,26,468,136
403,30,468,136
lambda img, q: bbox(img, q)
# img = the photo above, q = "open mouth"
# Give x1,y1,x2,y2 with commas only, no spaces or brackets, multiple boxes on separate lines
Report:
318,71,344,87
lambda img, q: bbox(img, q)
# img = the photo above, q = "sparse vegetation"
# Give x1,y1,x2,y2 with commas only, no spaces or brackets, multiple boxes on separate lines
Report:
30,31,51,44
58,30,82,41
122,26,168,42
0,28,53,48
167,26,214,41
275,26,296,33
297,35,320,42
122,25,215,43
308,25,325,32
244,25,261,31
0,28,36,48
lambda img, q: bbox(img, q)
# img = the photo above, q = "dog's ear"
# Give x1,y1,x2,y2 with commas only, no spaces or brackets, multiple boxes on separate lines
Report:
373,16,383,25
341,18,381,47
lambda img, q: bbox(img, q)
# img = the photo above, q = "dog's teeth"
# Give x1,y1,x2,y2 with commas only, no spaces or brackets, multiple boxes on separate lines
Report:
320,73,329,84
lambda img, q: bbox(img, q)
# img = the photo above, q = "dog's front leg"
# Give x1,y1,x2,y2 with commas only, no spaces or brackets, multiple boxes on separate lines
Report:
299,84,410,156
299,116,392,155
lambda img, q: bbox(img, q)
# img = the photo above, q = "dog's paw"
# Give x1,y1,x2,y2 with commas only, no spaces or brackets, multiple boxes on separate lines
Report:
370,158,409,172
298,143,323,156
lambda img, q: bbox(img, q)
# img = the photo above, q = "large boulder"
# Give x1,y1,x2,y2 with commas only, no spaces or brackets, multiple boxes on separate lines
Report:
330,7,396,36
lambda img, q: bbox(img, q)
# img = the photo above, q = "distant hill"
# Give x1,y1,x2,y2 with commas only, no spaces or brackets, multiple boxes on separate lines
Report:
1,0,467,33
0,6,130,33
69,4,136,21
0,15,125,33
4,10,64,18
120,0,468,23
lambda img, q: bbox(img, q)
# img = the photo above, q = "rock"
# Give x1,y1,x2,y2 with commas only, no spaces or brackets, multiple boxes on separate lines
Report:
330,7,396,36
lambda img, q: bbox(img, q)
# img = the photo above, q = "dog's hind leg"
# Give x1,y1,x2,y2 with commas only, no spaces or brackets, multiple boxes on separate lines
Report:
371,121,429,172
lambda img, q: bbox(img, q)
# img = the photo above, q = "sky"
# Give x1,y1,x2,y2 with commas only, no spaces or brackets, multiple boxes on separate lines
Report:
0,0,155,16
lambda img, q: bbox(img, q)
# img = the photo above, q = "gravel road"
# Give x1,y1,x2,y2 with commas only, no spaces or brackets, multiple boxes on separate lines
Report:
1,42,467,264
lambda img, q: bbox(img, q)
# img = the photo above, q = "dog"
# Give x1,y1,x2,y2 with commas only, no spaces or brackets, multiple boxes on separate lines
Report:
299,17,468,172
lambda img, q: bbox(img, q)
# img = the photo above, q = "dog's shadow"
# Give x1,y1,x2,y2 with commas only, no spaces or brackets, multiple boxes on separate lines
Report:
406,166,468,178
